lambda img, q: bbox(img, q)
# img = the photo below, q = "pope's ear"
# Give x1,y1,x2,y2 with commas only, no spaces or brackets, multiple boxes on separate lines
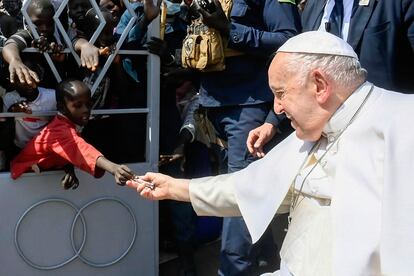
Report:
312,69,330,104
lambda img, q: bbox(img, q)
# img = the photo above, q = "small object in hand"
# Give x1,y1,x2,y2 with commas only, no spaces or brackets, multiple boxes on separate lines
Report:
132,175,156,190
32,36,49,52
49,42,64,55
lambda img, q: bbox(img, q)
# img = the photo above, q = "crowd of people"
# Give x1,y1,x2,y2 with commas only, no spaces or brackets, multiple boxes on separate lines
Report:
0,0,413,275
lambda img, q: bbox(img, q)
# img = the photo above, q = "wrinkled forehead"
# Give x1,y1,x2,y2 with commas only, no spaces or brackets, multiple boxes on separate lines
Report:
268,52,288,71
268,53,290,81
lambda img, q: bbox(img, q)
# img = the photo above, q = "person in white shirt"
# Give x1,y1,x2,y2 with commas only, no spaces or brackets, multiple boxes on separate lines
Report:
3,87,56,148
126,31,414,275
2,61,56,153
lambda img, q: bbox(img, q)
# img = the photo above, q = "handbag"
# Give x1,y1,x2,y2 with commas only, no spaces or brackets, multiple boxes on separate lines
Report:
181,0,243,72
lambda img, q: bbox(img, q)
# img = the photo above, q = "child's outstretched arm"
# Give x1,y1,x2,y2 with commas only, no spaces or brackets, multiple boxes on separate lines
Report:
2,42,40,87
73,39,111,72
44,124,130,186
74,38,100,72
96,156,134,186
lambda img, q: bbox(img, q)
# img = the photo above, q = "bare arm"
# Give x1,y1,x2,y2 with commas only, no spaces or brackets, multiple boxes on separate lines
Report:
96,156,133,185
127,172,242,217
2,42,39,86
74,38,105,72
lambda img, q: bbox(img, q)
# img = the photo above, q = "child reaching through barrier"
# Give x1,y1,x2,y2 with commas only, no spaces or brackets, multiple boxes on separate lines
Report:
10,79,135,189
2,61,55,158
2,0,65,88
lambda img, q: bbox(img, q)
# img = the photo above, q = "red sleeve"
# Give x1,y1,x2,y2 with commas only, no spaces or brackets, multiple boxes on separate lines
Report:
50,128,105,178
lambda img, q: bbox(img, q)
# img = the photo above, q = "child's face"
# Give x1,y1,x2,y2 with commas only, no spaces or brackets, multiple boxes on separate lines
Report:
27,7,55,37
64,83,92,126
69,0,92,24
99,0,122,24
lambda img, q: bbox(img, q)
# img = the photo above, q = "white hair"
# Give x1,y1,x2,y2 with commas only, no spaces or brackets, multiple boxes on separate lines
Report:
283,53,367,87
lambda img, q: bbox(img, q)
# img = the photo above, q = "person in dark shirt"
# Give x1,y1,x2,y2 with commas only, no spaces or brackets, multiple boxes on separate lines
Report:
2,0,64,89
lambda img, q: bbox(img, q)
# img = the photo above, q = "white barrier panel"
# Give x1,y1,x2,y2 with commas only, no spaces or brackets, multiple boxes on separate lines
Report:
0,163,158,275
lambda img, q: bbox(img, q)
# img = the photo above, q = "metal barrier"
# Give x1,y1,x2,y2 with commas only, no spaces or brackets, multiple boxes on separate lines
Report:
0,0,160,274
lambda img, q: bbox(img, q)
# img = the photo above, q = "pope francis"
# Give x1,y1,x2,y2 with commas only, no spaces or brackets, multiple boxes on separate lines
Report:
127,31,414,276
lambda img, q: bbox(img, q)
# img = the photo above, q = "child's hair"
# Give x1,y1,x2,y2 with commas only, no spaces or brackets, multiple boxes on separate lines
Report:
83,7,115,41
27,0,54,15
26,0,55,37
56,79,89,111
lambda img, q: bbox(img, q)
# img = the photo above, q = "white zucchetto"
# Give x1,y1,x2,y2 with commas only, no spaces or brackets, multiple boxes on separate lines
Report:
277,31,359,59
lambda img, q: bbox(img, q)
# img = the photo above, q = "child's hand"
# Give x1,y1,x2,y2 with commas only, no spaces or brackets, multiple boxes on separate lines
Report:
61,170,80,190
113,164,134,186
10,101,32,114
159,153,184,167
95,157,135,185
100,45,121,64
49,42,66,62
32,35,49,53
8,60,40,88
159,142,185,168
49,42,64,55
62,164,79,189
98,46,111,57
80,43,100,72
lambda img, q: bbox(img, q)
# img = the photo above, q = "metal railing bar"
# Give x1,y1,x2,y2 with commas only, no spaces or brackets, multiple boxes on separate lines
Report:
0,108,150,117
0,47,149,55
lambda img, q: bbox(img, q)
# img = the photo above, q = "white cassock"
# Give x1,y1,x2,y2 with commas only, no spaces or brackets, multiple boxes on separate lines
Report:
189,82,414,276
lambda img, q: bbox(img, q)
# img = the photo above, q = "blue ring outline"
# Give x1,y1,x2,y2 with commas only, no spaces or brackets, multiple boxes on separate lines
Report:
70,197,137,267
14,199,87,270
14,197,137,270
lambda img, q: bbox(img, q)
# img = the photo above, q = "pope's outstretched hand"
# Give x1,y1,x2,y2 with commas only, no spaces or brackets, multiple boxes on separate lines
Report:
126,172,191,202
